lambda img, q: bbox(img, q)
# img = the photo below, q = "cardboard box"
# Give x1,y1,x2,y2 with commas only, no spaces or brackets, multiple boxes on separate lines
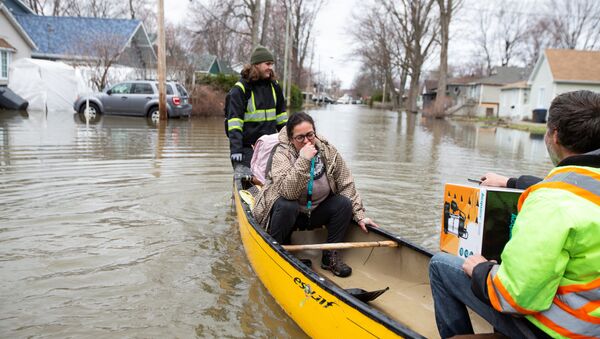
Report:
440,184,523,262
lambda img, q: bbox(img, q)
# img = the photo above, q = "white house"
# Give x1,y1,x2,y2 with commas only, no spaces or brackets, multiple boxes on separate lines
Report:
528,49,600,112
0,2,36,85
499,81,529,121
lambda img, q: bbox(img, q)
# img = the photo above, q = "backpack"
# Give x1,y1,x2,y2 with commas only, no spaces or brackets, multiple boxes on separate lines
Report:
250,133,280,185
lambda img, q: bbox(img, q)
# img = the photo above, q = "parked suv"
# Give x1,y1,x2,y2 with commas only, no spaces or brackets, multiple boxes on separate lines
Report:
74,80,192,121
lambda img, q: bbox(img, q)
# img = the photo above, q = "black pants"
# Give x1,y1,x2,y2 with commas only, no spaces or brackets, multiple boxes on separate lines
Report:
268,194,352,245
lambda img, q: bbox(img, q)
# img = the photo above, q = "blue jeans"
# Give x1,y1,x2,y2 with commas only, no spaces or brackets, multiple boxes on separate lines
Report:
429,252,538,338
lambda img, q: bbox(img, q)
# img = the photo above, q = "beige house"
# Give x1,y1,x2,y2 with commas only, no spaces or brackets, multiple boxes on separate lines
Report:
499,81,530,121
451,67,529,117
0,3,35,85
528,49,600,112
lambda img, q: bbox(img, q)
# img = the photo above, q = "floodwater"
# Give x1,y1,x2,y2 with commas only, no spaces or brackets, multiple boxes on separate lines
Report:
0,105,551,338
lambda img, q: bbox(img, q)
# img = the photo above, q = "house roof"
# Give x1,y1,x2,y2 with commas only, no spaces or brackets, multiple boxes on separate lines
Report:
193,54,218,72
12,13,144,59
474,66,529,86
191,53,237,75
545,49,600,83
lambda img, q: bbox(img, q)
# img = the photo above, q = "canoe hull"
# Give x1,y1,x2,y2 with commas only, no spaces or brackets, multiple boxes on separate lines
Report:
234,182,422,338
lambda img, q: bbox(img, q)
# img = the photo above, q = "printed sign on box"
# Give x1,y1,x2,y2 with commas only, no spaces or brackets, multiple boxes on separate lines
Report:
440,184,523,262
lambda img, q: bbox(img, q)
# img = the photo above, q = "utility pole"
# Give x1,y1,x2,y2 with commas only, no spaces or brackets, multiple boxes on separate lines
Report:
282,0,290,106
157,0,167,121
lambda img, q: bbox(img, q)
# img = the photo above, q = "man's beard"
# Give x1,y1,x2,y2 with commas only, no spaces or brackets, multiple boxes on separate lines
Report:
262,69,273,80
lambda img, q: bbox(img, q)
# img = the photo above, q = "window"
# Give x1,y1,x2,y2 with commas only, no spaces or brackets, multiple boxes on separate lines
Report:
155,83,173,95
110,83,132,94
176,84,188,97
132,83,153,94
0,51,9,79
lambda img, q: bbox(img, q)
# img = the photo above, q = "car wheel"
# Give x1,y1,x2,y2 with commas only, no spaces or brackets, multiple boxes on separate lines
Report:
78,102,100,122
148,107,160,123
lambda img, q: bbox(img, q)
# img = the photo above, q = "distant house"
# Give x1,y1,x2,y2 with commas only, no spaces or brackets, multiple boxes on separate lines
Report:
192,54,236,76
457,67,529,117
528,49,600,112
499,81,530,121
0,2,36,85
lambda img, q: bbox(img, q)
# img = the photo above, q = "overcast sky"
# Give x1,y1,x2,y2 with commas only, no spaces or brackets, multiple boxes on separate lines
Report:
162,0,518,89
164,0,362,88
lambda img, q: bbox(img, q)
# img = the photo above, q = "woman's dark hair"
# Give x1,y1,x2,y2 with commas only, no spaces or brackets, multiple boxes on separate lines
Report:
241,64,278,82
286,112,315,140
547,90,600,153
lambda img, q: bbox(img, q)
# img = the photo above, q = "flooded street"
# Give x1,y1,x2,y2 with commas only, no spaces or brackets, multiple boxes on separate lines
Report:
0,105,552,338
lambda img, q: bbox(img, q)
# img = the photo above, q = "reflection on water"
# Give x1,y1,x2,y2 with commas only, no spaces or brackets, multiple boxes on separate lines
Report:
0,106,551,337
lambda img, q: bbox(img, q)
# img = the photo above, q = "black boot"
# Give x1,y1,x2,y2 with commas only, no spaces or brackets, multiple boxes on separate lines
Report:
321,250,352,277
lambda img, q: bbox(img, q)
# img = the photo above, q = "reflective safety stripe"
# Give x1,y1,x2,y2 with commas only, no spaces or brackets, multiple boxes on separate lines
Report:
532,300,600,337
518,169,600,210
243,83,279,123
227,118,243,132
487,266,537,315
276,112,288,125
244,109,276,122
235,82,245,94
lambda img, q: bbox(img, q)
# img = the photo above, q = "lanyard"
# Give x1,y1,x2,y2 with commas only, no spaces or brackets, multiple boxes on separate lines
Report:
306,156,315,217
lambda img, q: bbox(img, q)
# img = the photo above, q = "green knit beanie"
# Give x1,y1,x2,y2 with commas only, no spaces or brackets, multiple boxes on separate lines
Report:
250,45,274,65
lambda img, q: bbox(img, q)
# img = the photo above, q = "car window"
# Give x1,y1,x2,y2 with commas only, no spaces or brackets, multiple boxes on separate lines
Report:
176,84,188,97
110,83,132,94
132,83,154,94
155,83,174,95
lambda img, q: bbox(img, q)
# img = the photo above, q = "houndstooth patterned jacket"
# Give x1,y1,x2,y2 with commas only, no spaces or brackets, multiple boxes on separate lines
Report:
252,128,366,230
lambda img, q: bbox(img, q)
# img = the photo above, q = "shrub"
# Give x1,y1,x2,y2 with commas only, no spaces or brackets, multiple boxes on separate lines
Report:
290,84,303,109
189,84,226,117
197,73,238,92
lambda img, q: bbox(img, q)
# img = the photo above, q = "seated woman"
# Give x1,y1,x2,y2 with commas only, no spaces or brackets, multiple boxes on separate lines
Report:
252,112,378,278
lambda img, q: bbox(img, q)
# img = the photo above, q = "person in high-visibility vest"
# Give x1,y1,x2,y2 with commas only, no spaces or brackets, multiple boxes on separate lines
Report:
429,90,600,338
225,45,287,167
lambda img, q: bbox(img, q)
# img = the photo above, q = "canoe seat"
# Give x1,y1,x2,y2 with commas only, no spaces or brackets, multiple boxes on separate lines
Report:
451,334,508,339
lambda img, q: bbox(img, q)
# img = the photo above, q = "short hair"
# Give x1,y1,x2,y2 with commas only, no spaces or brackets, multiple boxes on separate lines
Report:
286,112,315,139
240,64,278,82
547,90,600,154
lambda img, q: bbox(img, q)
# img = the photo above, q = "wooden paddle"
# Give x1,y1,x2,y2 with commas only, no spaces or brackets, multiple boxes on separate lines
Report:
282,240,398,252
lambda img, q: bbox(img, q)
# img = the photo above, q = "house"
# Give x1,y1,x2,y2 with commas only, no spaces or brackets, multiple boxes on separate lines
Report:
0,2,36,85
0,0,156,89
191,53,236,76
458,66,529,117
528,49,600,113
499,81,530,121
420,76,477,114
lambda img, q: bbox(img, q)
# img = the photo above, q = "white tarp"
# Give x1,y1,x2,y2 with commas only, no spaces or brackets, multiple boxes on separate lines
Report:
8,58,90,113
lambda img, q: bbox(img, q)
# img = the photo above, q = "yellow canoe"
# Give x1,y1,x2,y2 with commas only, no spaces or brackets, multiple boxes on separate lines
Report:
233,171,492,338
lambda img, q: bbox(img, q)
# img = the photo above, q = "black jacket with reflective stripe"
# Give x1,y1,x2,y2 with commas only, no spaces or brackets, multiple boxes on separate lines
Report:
226,79,286,154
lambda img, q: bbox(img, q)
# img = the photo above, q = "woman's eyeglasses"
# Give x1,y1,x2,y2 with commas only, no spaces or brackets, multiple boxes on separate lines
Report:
293,131,315,142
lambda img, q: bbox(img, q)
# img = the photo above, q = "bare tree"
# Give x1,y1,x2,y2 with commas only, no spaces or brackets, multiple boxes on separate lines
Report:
433,0,461,117
387,0,439,113
73,34,127,90
547,0,600,50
